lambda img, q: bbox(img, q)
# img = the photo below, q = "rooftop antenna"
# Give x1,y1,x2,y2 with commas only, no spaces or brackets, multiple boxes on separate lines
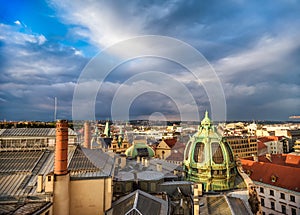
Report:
54,97,57,122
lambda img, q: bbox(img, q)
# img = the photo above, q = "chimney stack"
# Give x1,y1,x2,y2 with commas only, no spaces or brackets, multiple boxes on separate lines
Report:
84,122,91,149
54,120,68,175
157,163,162,172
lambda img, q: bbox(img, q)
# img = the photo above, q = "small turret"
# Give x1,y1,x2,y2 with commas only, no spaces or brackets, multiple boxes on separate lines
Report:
104,121,111,138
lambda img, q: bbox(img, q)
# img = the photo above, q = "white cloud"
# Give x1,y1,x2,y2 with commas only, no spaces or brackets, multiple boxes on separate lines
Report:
38,35,47,45
49,1,142,48
14,20,21,25
214,32,300,78
0,23,47,45
49,0,183,49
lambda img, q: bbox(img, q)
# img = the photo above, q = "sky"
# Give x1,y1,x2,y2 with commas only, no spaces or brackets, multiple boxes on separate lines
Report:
0,0,299,122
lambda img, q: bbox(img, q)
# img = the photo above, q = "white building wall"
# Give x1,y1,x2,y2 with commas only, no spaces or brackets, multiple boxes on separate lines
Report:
265,141,283,154
255,181,300,215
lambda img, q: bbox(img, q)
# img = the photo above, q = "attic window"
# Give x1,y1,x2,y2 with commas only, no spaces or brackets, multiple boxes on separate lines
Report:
246,170,252,176
271,175,277,182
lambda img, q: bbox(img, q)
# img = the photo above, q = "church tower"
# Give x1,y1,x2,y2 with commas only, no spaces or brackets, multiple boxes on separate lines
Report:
183,111,237,192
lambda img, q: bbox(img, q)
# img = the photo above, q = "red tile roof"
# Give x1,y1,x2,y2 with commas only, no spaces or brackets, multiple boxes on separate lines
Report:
241,154,300,192
258,136,278,143
163,138,177,148
257,140,267,151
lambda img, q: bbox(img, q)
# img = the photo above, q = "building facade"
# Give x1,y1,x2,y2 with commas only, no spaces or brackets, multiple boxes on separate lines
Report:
225,136,258,158
241,154,300,215
0,127,77,150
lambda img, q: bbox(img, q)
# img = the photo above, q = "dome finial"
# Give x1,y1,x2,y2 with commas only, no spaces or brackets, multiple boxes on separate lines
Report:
201,110,211,127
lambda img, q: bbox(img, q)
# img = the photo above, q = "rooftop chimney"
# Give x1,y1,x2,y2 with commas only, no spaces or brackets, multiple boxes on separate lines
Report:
84,122,91,149
54,120,68,175
157,163,162,172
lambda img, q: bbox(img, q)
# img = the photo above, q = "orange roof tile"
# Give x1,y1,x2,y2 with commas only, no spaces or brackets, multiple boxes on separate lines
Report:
258,136,278,143
241,155,300,192
257,140,267,151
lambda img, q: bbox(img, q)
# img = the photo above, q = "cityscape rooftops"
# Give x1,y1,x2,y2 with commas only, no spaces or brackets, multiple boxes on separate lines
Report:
241,154,300,191
0,145,115,200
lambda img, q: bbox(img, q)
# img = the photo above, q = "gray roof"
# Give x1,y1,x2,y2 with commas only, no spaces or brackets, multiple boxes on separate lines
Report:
158,181,193,196
199,195,252,215
227,196,252,215
0,145,114,199
113,156,181,182
0,128,77,137
0,201,52,215
106,189,169,215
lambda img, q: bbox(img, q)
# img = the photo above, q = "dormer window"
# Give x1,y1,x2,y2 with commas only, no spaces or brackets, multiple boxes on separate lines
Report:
271,175,277,182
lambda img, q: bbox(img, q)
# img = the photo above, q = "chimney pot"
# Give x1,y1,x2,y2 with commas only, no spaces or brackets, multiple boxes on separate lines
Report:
84,122,91,149
54,120,68,175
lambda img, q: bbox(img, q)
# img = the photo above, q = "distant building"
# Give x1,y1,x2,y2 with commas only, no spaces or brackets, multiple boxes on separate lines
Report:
155,138,177,160
290,129,300,152
125,139,155,159
0,127,77,150
155,139,171,159
108,135,131,154
257,136,288,155
224,136,258,158
291,139,300,155
241,154,300,215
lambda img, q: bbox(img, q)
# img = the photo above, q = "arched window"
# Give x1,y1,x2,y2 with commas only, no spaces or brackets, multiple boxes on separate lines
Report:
211,142,224,164
194,142,205,163
185,140,192,160
224,142,234,162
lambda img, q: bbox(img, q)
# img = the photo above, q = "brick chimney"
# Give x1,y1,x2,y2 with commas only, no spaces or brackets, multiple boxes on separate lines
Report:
84,121,91,149
54,120,68,175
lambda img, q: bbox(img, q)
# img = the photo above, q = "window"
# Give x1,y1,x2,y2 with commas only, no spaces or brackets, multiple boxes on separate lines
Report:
271,201,275,210
270,190,274,196
290,195,295,202
291,208,296,215
262,212,265,215
260,187,264,193
261,198,265,206
211,142,224,164
281,205,286,214
194,142,205,163
47,176,51,182
280,193,285,199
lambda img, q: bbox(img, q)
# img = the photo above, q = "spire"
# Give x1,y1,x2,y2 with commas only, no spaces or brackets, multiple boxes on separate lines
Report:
200,110,212,129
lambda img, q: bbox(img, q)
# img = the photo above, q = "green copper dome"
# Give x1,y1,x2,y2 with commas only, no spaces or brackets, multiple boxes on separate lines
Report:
183,111,237,192
125,142,155,158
